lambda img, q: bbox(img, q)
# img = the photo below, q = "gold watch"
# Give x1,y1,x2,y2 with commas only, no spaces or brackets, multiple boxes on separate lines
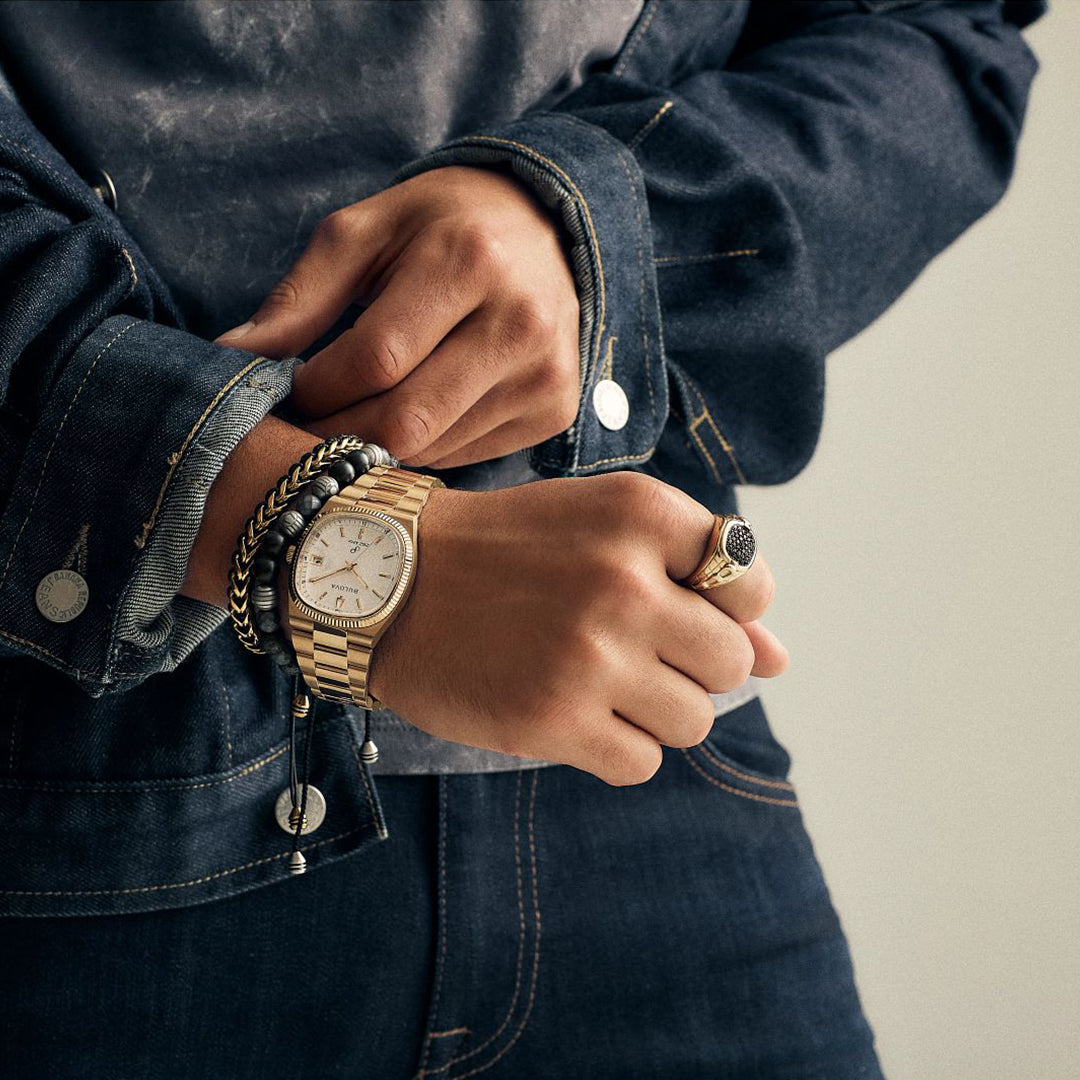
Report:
286,464,444,709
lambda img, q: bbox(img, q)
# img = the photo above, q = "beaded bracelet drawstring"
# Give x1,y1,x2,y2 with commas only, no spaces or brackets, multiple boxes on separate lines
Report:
227,436,394,875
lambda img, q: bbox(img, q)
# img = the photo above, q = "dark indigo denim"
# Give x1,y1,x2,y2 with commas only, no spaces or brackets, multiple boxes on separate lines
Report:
0,1,1042,917
0,698,886,1080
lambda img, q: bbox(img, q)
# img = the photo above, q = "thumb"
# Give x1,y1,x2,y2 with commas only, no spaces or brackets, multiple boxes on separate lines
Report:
215,209,376,357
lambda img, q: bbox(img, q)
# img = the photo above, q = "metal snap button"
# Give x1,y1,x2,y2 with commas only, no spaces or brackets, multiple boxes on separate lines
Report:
274,785,327,836
88,168,118,212
592,378,630,431
35,570,89,623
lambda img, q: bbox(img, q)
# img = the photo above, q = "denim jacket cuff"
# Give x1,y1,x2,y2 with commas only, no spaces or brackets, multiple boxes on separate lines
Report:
391,112,669,477
0,315,296,695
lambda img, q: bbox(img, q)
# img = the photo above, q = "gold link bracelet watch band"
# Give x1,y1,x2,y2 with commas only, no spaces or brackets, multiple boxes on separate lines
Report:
288,465,444,709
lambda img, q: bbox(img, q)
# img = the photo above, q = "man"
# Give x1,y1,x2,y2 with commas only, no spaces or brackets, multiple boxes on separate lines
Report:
0,2,1043,1077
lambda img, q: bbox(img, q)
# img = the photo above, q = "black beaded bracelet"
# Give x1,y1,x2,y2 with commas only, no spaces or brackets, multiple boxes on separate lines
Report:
227,436,396,660
247,442,395,671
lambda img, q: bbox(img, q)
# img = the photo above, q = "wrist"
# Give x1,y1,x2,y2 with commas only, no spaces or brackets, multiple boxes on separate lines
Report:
181,415,323,608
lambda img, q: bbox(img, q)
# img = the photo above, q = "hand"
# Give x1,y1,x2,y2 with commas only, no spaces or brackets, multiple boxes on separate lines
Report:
216,165,581,469
356,471,788,787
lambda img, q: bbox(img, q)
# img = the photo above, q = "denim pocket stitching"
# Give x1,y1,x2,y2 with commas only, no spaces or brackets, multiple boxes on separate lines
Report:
679,748,799,808
422,771,526,1074
444,770,541,1080
696,739,795,793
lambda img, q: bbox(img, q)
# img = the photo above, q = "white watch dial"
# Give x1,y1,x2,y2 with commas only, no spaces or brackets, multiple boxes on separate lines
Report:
294,512,405,618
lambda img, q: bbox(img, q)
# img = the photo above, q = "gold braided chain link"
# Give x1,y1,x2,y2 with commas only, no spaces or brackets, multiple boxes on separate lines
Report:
227,435,367,655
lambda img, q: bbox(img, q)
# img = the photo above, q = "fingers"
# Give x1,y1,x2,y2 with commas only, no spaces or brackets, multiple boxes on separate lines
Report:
612,658,718,749
616,473,777,626
691,550,776,627
290,228,494,416
566,714,665,788
654,577,757,692
302,314,502,462
742,619,790,677
215,205,392,357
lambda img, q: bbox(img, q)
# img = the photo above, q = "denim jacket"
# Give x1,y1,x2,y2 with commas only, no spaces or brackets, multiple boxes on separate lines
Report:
0,0,1042,917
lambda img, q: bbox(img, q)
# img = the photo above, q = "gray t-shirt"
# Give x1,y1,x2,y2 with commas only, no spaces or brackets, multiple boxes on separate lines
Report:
0,0,760,774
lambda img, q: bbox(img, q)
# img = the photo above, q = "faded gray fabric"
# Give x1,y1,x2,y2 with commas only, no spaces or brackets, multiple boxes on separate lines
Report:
0,0,759,774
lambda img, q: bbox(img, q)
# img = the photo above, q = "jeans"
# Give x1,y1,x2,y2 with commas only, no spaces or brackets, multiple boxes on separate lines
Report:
0,697,882,1080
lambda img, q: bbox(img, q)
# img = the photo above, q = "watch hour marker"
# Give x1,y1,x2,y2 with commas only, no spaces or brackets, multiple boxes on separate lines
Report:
318,590,328,602
372,589,385,600
379,572,393,580
356,598,363,610
382,553,394,559
319,536,329,547
335,596,344,611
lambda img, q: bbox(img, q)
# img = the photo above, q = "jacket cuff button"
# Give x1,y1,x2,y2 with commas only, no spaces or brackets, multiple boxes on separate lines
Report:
592,379,629,431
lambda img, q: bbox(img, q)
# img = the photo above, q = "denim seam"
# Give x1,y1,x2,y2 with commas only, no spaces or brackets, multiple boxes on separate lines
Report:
447,770,541,1080
0,825,364,897
611,0,659,77
131,353,272,551
0,627,89,679
696,740,796,792
416,775,450,1078
427,771,528,1073
654,248,761,265
678,370,748,485
0,131,71,186
0,742,288,793
679,749,799,808
626,100,674,151
0,319,137,595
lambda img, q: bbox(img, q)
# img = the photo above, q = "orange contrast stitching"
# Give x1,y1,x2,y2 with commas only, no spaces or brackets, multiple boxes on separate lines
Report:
0,320,137,593
426,772,528,1073
0,744,289,795
0,826,364,897
134,354,271,549
694,740,795,792
612,0,659,77
627,100,674,151
654,248,761,265
449,770,541,1080
680,749,799,808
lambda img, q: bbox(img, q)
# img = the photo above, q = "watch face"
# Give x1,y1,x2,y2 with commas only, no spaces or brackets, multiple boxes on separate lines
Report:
293,511,407,619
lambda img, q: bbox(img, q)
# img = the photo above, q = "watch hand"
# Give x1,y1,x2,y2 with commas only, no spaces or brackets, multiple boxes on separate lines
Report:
309,562,351,584
348,564,371,590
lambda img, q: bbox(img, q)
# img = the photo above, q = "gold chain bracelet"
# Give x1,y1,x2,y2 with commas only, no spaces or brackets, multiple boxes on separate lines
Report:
227,435,366,655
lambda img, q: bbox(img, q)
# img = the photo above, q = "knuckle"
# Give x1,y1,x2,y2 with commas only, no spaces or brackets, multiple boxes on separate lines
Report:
606,745,663,787
715,633,755,692
684,695,716,747
450,221,507,278
603,471,676,527
385,401,435,458
263,276,301,314
505,295,559,347
531,358,581,435
313,207,359,247
354,334,408,391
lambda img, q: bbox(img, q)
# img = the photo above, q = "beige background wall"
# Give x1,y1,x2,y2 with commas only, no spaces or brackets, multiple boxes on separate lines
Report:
738,7,1078,1079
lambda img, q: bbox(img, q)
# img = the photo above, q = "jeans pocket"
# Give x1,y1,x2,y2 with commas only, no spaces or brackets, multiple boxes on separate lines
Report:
679,696,800,809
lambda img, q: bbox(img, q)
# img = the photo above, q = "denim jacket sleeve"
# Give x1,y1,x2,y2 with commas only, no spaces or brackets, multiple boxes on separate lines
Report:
0,88,296,696
391,0,1043,488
